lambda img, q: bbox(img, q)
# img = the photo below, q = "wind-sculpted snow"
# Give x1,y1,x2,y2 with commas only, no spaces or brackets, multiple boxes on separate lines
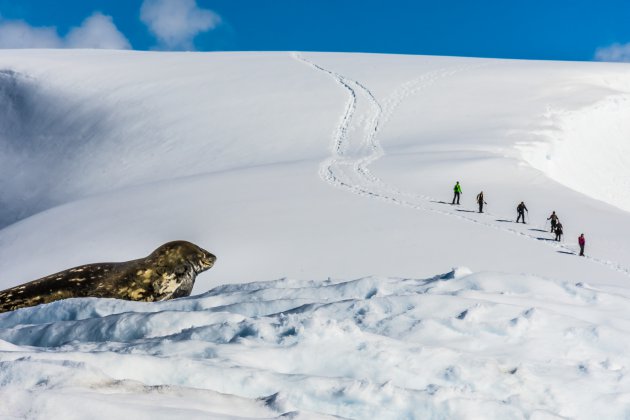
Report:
518,92,630,212
0,51,337,229
2,270,630,419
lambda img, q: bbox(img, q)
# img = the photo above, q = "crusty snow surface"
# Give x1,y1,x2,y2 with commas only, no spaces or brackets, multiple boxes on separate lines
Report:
1,50,630,418
3,269,630,419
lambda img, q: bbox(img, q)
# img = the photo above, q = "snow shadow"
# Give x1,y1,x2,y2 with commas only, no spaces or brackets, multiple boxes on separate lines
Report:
557,250,575,255
0,69,113,227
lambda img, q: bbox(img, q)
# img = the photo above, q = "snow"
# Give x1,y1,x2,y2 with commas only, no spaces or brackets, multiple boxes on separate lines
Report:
3,271,630,418
518,92,630,212
1,50,630,418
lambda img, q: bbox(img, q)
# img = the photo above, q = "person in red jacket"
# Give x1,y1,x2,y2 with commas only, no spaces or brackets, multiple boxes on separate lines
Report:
578,233,586,256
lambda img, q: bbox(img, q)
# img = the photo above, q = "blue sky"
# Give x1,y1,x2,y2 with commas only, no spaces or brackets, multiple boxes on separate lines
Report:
0,0,629,61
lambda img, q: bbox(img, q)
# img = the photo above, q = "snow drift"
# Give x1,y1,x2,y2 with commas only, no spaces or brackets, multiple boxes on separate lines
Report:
2,270,630,419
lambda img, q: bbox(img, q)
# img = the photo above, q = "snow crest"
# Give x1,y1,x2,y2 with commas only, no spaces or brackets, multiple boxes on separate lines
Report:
518,92,630,212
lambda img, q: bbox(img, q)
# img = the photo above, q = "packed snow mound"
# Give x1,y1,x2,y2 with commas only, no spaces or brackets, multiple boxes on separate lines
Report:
2,270,630,419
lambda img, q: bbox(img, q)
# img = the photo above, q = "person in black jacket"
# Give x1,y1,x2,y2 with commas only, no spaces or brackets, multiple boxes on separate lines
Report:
555,221,563,241
516,202,528,224
476,191,487,213
547,211,558,233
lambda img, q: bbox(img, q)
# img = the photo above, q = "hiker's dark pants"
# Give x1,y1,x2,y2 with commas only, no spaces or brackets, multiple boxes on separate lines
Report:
452,192,460,204
555,233,562,241
579,244,585,256
478,202,483,213
550,221,556,233
516,211,525,223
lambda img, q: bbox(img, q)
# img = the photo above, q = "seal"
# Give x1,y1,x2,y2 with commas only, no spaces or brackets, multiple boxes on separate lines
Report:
0,241,216,313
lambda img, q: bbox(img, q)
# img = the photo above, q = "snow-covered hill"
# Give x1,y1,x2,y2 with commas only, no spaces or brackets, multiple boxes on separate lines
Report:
1,50,630,418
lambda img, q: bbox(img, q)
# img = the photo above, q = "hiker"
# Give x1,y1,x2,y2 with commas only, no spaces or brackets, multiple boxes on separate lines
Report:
578,233,585,256
555,221,563,241
516,201,528,223
452,181,462,205
476,191,487,213
547,211,558,233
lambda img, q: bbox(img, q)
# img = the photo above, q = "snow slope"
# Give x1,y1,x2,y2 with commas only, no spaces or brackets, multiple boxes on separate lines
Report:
1,50,630,418
0,51,629,291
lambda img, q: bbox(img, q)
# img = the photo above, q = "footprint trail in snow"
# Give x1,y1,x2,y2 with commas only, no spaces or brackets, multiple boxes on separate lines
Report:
292,52,630,278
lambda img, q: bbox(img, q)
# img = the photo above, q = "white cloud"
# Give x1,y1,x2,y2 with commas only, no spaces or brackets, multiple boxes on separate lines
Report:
0,12,131,50
0,20,63,48
140,0,221,50
594,42,630,63
66,13,131,50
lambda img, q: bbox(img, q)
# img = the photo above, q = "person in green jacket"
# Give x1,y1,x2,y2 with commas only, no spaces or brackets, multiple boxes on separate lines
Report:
452,181,462,205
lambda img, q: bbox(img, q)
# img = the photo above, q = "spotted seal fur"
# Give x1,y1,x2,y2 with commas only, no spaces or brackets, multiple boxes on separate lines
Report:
0,241,216,313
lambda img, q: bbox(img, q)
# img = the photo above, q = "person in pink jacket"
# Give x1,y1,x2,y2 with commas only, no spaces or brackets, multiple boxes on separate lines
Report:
578,234,586,256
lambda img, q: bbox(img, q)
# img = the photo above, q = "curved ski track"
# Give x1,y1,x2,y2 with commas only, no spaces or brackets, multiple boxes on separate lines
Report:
292,52,630,278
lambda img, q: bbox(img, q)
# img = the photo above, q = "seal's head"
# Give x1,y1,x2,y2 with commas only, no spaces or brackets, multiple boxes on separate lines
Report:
146,241,216,299
149,240,216,273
